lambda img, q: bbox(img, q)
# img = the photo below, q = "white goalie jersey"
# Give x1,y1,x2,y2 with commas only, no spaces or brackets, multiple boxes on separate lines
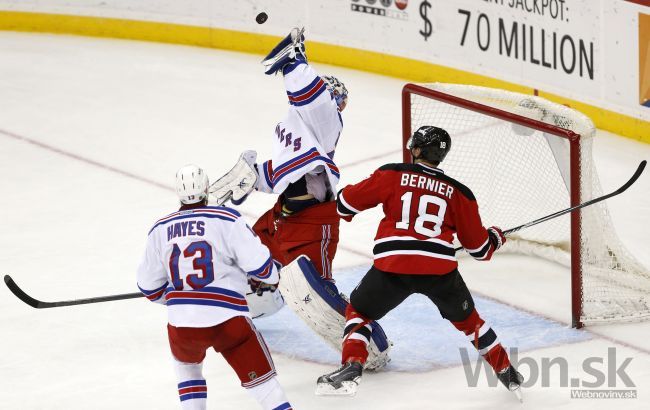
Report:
136,206,279,328
257,62,343,201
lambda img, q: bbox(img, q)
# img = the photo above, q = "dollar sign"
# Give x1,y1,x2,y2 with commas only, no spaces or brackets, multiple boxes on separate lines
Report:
419,0,432,41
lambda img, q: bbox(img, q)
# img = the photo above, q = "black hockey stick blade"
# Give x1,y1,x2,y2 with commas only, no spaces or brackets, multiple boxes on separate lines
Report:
4,275,41,308
456,160,646,251
4,275,143,309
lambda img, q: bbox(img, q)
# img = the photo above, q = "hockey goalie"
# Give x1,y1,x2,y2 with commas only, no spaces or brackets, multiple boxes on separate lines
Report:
208,27,392,372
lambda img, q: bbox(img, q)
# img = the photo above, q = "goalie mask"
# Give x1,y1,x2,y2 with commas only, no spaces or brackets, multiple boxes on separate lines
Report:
407,125,452,164
175,164,209,204
322,75,348,111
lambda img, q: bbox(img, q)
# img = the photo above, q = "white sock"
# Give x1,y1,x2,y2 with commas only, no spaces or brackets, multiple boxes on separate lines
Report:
173,359,207,410
246,376,292,410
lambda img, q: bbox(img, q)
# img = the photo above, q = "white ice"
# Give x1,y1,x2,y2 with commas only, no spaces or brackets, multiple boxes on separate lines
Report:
1,32,649,409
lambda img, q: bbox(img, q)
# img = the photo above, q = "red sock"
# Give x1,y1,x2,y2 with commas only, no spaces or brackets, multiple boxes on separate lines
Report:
451,308,511,373
341,304,370,364
483,344,511,373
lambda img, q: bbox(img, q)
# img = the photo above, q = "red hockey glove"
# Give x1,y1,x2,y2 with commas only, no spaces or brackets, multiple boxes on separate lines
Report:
487,226,506,251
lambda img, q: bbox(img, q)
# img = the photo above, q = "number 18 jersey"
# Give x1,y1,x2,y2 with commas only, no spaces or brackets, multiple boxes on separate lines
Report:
336,163,493,275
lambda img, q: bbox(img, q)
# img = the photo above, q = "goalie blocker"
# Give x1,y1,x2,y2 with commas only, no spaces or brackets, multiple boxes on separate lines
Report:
278,256,391,371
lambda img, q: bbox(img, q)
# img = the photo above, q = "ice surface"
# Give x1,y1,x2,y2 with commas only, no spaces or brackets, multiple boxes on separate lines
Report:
257,265,591,372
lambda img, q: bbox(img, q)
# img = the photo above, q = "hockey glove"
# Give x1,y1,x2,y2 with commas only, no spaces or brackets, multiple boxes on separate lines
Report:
487,226,506,251
208,150,259,206
249,278,278,296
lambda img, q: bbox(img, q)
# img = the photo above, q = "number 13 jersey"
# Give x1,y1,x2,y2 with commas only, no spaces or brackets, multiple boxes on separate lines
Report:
336,163,494,275
137,206,279,327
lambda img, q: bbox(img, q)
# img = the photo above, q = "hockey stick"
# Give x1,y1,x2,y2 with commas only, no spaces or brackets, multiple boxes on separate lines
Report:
5,162,645,307
456,160,647,251
3,275,143,309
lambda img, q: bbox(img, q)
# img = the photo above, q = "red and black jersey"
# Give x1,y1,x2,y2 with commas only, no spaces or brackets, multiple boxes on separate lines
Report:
337,162,496,275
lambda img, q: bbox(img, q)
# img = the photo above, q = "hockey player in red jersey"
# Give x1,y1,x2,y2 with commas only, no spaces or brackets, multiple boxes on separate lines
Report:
316,126,524,398
137,165,293,410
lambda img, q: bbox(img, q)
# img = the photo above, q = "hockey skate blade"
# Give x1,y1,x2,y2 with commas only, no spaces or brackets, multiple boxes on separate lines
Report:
315,381,359,397
511,386,523,403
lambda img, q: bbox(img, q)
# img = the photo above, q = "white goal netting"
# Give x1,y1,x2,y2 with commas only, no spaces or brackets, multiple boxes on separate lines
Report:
407,83,650,325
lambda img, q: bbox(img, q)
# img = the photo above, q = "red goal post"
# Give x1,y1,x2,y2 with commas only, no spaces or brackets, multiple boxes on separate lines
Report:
401,83,649,329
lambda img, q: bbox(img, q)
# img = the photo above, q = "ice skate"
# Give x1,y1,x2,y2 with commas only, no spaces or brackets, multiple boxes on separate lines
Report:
315,361,363,396
497,365,524,403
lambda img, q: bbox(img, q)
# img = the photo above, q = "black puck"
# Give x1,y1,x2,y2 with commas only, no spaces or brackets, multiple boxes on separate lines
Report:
256,12,268,24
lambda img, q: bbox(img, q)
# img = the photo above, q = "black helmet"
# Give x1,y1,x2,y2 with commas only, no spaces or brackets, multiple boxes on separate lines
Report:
407,126,451,164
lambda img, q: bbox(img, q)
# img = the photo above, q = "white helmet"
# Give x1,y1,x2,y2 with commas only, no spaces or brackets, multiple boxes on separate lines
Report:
175,164,209,204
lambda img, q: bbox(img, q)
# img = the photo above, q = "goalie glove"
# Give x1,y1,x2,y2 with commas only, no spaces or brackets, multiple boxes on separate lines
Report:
209,150,259,206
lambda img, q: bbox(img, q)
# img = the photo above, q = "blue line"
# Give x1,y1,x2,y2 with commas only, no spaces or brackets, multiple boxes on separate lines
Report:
274,156,340,185
138,281,168,296
178,379,206,388
166,299,250,311
165,286,245,299
273,147,318,172
201,205,241,217
179,393,207,402
262,160,274,188
289,83,327,107
247,256,272,276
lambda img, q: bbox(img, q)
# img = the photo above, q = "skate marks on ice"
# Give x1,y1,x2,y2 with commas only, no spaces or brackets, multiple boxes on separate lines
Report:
254,265,591,372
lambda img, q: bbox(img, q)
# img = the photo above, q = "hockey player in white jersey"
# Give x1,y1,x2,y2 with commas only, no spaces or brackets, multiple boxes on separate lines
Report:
209,27,392,372
210,27,346,280
137,165,293,410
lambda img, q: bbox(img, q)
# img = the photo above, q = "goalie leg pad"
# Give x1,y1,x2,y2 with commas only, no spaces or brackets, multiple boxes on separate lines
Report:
277,256,391,370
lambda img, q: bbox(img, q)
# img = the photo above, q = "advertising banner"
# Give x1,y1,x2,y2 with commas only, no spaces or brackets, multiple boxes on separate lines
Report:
0,0,648,133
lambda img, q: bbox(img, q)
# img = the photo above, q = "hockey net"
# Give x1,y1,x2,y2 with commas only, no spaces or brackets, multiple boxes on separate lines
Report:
402,83,650,327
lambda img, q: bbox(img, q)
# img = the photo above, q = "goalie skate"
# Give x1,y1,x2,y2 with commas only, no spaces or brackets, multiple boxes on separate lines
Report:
315,361,362,397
